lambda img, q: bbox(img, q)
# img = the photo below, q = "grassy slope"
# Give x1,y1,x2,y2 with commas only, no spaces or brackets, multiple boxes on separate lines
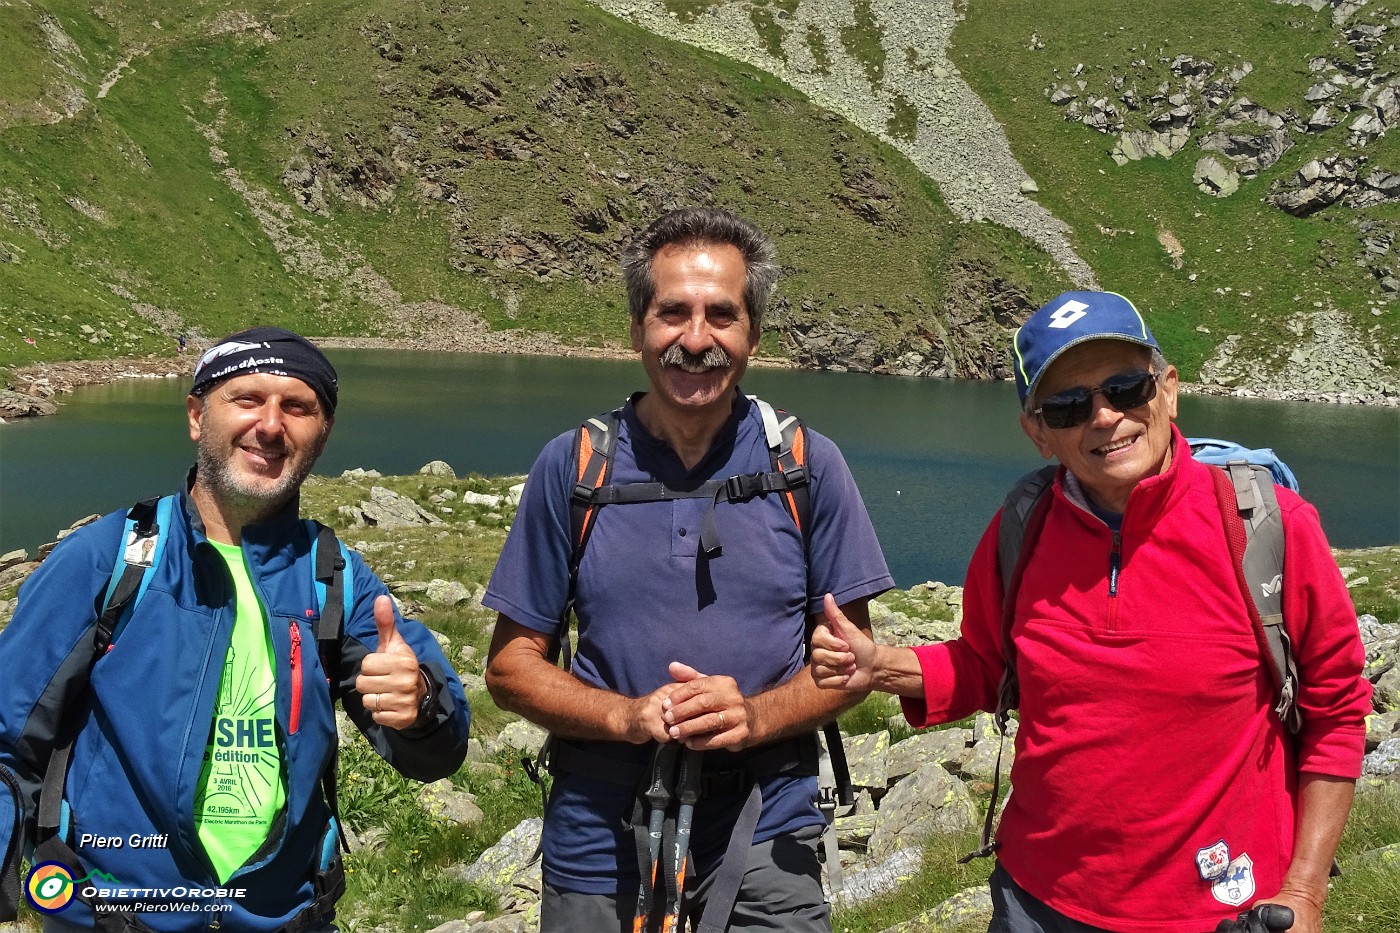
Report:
0,0,1067,377
952,0,1400,376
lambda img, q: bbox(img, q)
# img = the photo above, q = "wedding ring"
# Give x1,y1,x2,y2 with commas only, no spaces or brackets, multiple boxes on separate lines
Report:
372,693,382,712
717,710,726,729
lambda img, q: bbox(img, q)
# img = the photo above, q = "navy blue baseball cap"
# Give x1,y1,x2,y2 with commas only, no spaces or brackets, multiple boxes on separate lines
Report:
1013,290,1159,405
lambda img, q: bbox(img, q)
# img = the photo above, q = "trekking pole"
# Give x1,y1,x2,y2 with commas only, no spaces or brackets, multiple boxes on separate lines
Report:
1213,904,1294,933
661,747,703,933
634,742,680,933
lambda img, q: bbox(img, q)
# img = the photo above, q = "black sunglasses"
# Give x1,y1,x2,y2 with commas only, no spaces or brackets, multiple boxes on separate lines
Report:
1033,369,1160,429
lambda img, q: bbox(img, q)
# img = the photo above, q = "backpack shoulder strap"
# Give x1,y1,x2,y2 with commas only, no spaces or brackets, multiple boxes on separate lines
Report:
996,466,1058,607
98,495,174,648
749,397,853,829
749,395,811,543
308,520,355,859
570,410,622,566
556,408,623,669
961,465,1056,865
1211,462,1299,732
38,495,172,843
309,522,352,649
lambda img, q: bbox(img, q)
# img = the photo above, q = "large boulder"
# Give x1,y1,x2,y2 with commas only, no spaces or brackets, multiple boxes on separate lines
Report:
0,390,58,419
452,817,543,916
868,762,979,860
418,779,484,826
349,486,445,527
419,459,457,478
886,728,972,784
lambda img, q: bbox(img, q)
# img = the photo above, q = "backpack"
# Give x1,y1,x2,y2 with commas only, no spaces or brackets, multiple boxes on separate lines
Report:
0,495,353,925
962,438,1301,863
524,394,853,922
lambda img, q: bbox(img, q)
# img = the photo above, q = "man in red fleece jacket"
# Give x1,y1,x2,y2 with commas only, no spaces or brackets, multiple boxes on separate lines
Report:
812,290,1371,933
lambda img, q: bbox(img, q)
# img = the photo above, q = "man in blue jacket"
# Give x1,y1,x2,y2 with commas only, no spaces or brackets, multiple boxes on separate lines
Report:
0,327,471,932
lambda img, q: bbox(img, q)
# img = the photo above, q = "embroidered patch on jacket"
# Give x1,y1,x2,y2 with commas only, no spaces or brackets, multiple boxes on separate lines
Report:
1195,840,1231,881
1211,853,1255,907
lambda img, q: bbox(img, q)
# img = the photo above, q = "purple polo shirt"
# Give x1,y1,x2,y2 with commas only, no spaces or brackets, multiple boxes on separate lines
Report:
484,391,893,894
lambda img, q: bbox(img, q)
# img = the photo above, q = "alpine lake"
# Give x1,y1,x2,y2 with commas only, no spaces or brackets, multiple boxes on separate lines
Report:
2,349,1397,588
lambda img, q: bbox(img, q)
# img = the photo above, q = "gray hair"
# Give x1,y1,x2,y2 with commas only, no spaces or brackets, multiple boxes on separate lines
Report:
1022,346,1171,415
620,207,780,330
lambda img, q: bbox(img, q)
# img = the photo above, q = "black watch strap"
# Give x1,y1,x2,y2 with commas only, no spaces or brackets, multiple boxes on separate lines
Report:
415,666,437,723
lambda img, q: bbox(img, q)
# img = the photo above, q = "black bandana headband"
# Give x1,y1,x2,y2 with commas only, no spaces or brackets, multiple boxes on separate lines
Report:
190,326,339,414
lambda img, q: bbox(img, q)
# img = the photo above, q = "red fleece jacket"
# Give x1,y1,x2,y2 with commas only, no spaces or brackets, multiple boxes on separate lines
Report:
902,429,1371,932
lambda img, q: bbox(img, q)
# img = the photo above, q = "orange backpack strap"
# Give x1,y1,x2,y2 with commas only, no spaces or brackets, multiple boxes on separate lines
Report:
571,412,619,554
554,408,622,668
749,395,811,544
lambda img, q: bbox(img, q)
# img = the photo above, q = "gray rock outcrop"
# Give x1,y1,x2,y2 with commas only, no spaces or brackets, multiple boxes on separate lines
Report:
342,485,445,527
867,760,979,860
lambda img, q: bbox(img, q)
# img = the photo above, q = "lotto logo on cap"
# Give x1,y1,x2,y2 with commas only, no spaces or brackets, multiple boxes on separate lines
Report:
1012,290,1159,404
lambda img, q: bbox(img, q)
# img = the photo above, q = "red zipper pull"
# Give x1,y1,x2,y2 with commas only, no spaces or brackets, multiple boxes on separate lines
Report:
289,621,304,735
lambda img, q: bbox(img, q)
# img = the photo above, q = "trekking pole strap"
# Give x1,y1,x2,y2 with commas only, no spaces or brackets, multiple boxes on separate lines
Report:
959,710,1009,864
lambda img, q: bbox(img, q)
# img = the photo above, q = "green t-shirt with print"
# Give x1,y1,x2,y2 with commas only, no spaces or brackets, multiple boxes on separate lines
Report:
196,540,287,883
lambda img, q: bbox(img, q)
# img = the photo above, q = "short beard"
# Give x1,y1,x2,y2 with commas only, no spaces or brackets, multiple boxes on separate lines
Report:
194,429,326,524
658,342,731,373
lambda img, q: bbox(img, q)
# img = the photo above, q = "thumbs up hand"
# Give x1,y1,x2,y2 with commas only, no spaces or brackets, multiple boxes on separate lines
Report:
353,595,426,730
811,593,877,692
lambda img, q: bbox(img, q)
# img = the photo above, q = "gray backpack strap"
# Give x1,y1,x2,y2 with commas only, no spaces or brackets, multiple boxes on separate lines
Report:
994,465,1058,708
961,466,1057,863
1224,461,1299,733
997,466,1058,604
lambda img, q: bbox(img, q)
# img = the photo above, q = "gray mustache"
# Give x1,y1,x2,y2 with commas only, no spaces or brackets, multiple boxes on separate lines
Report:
658,343,732,373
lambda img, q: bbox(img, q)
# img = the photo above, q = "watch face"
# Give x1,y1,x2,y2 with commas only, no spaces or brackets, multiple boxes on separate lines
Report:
417,669,435,717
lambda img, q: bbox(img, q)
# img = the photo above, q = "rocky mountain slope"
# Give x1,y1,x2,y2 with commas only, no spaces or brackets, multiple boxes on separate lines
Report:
0,0,1396,403
596,0,1400,401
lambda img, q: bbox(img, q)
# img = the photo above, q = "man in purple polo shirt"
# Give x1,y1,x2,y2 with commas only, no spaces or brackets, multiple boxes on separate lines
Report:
484,207,893,932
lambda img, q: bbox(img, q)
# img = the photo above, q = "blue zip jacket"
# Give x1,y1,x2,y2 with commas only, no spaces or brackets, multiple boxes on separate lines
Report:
0,482,471,931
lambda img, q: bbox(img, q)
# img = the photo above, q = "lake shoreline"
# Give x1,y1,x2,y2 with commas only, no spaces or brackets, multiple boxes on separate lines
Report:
2,334,1395,420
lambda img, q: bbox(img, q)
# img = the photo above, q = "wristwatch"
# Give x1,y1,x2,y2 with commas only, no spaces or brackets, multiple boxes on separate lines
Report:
415,666,437,724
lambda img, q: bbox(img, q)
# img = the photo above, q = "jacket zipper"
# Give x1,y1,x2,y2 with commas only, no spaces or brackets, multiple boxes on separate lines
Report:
289,620,303,735
1107,530,1122,629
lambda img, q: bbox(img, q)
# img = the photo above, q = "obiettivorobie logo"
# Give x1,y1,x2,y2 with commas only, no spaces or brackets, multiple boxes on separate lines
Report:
24,863,112,914
24,861,245,915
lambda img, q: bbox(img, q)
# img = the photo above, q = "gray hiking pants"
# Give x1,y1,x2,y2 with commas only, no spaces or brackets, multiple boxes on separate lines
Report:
988,862,1120,933
541,823,829,933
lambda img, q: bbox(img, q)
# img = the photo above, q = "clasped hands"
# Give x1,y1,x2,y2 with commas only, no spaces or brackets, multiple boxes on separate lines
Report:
629,661,751,750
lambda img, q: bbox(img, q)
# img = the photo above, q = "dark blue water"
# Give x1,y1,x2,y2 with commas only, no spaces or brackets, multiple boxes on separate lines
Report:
2,351,1396,587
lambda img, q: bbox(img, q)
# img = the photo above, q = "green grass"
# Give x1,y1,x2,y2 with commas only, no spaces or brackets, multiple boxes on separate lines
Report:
1329,784,1400,933
0,0,1072,384
805,25,833,75
3,0,1399,390
886,93,918,142
952,0,1400,378
337,739,541,931
839,0,886,91
1333,546,1400,623
750,5,788,61
831,826,991,933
